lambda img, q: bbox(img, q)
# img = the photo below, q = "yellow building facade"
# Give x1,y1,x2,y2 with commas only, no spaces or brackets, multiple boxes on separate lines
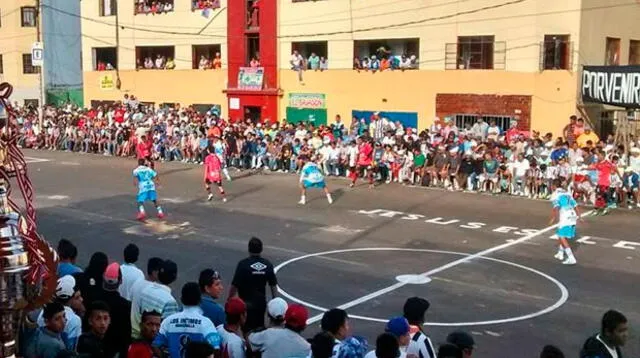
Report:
0,0,41,105
81,0,640,135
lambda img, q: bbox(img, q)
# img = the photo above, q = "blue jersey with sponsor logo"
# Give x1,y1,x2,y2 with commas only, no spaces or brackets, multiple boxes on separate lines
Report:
551,189,578,227
153,307,221,358
133,165,157,193
300,162,324,185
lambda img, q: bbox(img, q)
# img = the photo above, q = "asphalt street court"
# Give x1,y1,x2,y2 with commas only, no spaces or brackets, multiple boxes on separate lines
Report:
20,150,640,355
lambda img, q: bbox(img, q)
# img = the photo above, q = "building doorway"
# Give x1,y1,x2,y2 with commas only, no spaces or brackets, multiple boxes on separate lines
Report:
244,106,261,123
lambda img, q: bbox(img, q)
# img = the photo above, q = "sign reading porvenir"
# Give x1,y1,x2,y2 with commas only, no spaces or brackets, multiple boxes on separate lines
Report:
581,65,640,108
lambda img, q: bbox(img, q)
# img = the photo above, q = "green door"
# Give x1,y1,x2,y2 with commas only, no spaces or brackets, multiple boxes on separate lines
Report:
285,107,328,126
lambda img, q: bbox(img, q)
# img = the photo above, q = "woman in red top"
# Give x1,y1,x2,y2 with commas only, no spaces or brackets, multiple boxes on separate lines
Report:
349,137,374,188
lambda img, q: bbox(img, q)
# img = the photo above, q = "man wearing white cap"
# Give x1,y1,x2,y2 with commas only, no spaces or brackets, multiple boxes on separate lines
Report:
266,297,288,327
36,275,84,350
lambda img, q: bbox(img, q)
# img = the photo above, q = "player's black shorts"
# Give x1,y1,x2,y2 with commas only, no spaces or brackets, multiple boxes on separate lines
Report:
205,179,222,186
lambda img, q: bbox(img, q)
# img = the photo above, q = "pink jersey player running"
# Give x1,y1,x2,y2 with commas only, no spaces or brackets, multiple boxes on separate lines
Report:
203,147,227,202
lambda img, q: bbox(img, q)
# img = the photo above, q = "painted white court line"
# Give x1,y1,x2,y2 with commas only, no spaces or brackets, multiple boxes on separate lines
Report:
275,248,569,326
301,210,593,325
24,157,51,163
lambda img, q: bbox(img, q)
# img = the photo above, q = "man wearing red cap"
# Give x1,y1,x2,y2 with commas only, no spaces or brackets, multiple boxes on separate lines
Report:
248,303,311,358
217,297,247,358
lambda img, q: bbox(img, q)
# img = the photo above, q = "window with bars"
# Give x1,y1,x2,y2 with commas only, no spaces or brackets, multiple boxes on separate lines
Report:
455,36,495,69
21,7,36,27
22,54,39,74
454,114,513,132
541,35,572,70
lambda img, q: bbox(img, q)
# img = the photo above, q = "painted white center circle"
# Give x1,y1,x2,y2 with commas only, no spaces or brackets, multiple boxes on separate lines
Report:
395,274,432,285
274,248,569,327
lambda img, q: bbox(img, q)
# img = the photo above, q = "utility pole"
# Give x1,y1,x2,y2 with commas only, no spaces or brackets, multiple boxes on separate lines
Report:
115,0,121,89
35,0,45,128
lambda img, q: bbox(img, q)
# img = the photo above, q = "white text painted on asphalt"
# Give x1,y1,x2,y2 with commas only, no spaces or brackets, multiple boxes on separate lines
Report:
357,209,640,251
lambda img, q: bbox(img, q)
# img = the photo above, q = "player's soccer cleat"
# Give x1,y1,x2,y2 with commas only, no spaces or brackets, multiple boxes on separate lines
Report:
554,252,564,261
207,194,214,201
157,212,165,219
136,212,146,221
562,257,577,265
298,198,306,205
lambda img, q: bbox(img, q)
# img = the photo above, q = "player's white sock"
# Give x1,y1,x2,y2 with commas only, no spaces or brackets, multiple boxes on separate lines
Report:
563,247,576,264
224,168,231,181
157,206,163,214
298,195,306,205
556,245,564,256
326,193,333,204
138,205,145,214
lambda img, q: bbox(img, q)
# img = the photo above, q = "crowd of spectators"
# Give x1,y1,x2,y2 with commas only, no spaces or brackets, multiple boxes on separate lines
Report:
198,53,223,70
137,55,176,70
135,0,174,15
19,237,631,358
13,99,640,212
192,0,221,11
353,47,419,71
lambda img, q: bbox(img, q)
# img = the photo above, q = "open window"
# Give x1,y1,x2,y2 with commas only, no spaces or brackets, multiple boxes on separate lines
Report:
542,35,571,70
605,37,621,66
292,41,328,70
456,36,495,69
99,0,117,16
135,0,174,15
629,40,640,65
21,7,37,27
136,46,176,70
192,44,222,69
353,38,419,70
192,0,221,11
246,34,260,66
93,47,117,71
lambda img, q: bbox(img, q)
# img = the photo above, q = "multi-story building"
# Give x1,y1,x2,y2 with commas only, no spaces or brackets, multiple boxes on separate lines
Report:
0,0,82,107
0,0,40,106
80,0,640,135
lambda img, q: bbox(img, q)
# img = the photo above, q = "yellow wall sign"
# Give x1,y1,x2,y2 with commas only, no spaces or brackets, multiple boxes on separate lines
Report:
99,74,115,90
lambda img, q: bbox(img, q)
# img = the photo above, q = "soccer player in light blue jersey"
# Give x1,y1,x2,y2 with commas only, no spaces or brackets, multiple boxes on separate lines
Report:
298,156,333,205
133,158,164,221
549,178,583,265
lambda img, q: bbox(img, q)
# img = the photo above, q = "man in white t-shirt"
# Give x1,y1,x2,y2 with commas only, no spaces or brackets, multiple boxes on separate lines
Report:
217,297,247,358
119,244,145,301
508,153,530,196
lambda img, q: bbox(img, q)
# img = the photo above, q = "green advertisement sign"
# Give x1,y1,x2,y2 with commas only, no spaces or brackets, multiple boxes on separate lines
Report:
285,107,327,125
289,93,326,109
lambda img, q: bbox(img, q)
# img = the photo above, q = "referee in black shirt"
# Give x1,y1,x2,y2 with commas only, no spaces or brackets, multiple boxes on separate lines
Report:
229,237,278,332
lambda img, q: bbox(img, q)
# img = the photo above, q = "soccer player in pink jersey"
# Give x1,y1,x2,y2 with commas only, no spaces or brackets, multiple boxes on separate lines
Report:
203,147,227,202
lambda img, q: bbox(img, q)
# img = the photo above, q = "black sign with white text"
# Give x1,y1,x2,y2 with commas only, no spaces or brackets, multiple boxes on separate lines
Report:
581,66,640,108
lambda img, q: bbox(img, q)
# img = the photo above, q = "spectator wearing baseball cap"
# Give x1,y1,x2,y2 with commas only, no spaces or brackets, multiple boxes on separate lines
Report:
248,303,311,358
217,297,247,358
266,297,288,327
403,297,436,358
446,331,475,357
199,269,225,327
36,275,83,350
101,262,132,358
